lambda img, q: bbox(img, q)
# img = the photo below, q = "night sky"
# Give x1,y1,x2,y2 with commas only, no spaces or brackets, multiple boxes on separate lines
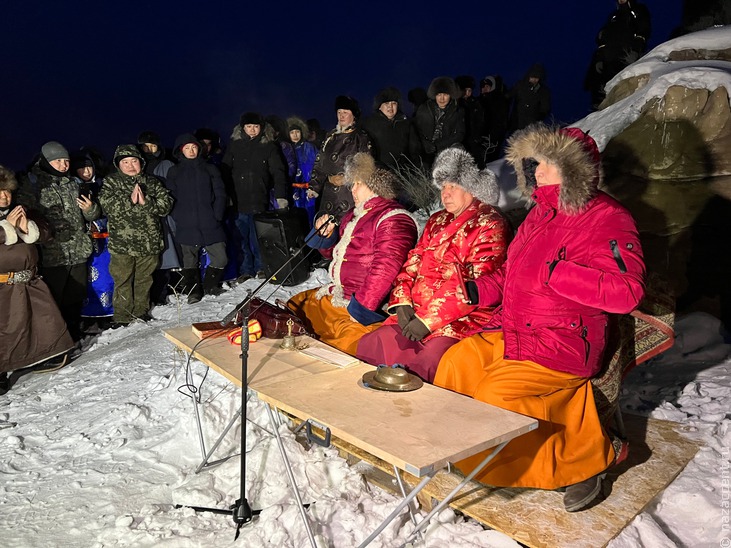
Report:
1,0,683,171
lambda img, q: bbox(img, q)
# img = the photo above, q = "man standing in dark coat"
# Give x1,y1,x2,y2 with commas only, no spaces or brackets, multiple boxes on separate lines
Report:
411,77,466,169
507,64,551,134
362,87,411,170
455,75,487,167
584,0,652,109
221,112,287,280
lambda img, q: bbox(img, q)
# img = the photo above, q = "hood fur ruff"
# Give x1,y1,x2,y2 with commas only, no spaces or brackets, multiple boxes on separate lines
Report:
505,123,602,215
230,122,276,143
432,148,499,205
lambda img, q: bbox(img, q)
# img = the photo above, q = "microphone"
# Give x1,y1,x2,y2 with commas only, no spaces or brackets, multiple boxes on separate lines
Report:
320,203,349,232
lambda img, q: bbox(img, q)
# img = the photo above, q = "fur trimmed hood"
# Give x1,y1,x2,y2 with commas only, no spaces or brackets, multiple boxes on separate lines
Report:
286,116,309,142
432,148,499,205
505,124,602,215
0,165,18,192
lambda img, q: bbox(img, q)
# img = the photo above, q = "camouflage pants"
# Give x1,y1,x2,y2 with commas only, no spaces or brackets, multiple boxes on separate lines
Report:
109,254,159,323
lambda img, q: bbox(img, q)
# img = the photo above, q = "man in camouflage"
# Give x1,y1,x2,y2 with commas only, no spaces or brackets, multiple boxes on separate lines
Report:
98,145,173,326
17,141,101,341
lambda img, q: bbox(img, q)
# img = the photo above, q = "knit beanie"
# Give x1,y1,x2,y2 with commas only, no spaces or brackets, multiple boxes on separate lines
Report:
41,141,70,162
432,148,499,205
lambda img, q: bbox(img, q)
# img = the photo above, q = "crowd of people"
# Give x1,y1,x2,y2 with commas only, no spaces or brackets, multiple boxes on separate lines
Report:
2,31,650,513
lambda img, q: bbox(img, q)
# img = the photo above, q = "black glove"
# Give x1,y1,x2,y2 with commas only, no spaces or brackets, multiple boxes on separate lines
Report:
465,280,479,305
396,305,416,330
402,317,430,341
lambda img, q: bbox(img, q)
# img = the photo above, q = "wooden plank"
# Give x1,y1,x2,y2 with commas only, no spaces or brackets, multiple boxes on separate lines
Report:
257,363,537,477
163,327,337,390
324,414,699,548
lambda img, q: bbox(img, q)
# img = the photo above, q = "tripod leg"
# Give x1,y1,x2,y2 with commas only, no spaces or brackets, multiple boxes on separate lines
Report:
265,404,317,548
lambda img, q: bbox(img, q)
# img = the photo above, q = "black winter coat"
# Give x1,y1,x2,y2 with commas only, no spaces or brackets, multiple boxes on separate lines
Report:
166,156,227,246
508,80,551,133
222,130,287,214
362,111,411,169
410,100,466,166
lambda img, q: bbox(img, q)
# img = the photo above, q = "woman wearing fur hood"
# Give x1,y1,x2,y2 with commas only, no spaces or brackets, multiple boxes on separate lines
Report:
356,148,510,383
287,153,418,356
0,165,74,387
434,124,646,512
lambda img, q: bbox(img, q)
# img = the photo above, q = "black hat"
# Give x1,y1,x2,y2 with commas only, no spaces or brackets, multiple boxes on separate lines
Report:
334,95,361,119
373,87,401,111
426,77,460,100
480,76,496,89
137,131,161,147
407,87,428,107
240,112,264,127
194,127,220,145
454,75,476,91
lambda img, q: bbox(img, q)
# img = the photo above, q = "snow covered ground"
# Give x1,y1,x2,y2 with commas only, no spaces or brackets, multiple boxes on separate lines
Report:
1,273,730,547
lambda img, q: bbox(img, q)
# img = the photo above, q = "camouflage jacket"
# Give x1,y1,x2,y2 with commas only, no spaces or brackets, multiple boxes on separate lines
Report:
16,164,101,267
98,172,173,256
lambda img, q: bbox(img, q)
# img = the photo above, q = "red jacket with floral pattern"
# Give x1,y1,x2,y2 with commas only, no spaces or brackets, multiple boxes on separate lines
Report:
387,200,509,340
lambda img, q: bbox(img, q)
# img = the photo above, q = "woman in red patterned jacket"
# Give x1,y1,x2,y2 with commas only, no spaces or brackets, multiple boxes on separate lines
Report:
434,124,646,512
356,148,510,382
287,153,418,356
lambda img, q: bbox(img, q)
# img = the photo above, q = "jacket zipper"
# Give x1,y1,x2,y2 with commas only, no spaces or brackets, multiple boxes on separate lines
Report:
609,240,627,273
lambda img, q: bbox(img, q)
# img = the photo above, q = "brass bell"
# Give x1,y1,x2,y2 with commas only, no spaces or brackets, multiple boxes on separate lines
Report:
280,318,297,350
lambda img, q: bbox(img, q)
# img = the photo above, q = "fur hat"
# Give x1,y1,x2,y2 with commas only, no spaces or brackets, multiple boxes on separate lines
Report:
373,87,401,111
505,124,602,214
194,128,220,146
240,112,264,127
335,95,361,119
454,75,476,91
0,165,18,192
137,131,161,146
344,153,376,186
345,154,398,200
432,148,499,205
41,141,70,162
427,77,460,100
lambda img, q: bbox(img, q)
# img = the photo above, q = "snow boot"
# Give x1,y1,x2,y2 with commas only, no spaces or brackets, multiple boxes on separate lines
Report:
203,268,225,296
563,473,606,512
180,268,203,304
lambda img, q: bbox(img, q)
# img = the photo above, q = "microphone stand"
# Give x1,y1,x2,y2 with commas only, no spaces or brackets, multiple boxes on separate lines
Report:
183,208,342,539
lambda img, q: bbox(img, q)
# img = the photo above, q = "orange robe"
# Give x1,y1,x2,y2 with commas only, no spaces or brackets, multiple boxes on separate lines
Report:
434,331,615,489
287,289,382,356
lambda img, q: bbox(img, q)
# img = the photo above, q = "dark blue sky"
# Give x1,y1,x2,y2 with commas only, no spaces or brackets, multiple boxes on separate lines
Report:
1,0,683,171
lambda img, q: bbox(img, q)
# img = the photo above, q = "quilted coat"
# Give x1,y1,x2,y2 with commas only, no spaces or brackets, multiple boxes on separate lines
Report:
474,125,646,377
314,195,418,321
388,199,510,340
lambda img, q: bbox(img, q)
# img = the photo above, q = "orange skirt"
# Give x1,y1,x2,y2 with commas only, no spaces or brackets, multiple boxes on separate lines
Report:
434,331,614,489
287,289,382,356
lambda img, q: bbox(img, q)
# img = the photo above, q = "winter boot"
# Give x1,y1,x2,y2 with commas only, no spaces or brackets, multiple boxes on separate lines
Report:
180,268,203,304
203,268,225,296
563,473,606,512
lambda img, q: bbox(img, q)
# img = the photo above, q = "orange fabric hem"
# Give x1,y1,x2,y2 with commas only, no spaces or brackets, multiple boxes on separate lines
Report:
434,331,614,489
287,289,382,356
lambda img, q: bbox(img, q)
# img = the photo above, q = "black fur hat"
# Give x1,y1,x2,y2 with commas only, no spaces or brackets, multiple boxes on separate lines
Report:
240,112,264,127
334,95,361,119
137,131,162,147
455,75,476,91
373,87,401,111
427,77,460,100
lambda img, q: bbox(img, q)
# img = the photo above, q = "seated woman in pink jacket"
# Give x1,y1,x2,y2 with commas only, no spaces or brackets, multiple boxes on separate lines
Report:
356,148,510,383
287,153,418,356
434,124,646,513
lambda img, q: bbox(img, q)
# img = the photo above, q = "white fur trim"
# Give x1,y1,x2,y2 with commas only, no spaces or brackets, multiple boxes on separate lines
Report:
17,220,40,243
0,219,18,245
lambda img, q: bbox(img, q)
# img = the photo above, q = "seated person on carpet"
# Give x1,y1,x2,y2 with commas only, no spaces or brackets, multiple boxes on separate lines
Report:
433,124,646,512
287,153,418,356
0,165,75,391
356,148,510,383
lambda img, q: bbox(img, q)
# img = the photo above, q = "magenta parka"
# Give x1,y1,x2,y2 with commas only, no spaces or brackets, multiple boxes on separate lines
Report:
316,195,418,323
474,125,646,378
